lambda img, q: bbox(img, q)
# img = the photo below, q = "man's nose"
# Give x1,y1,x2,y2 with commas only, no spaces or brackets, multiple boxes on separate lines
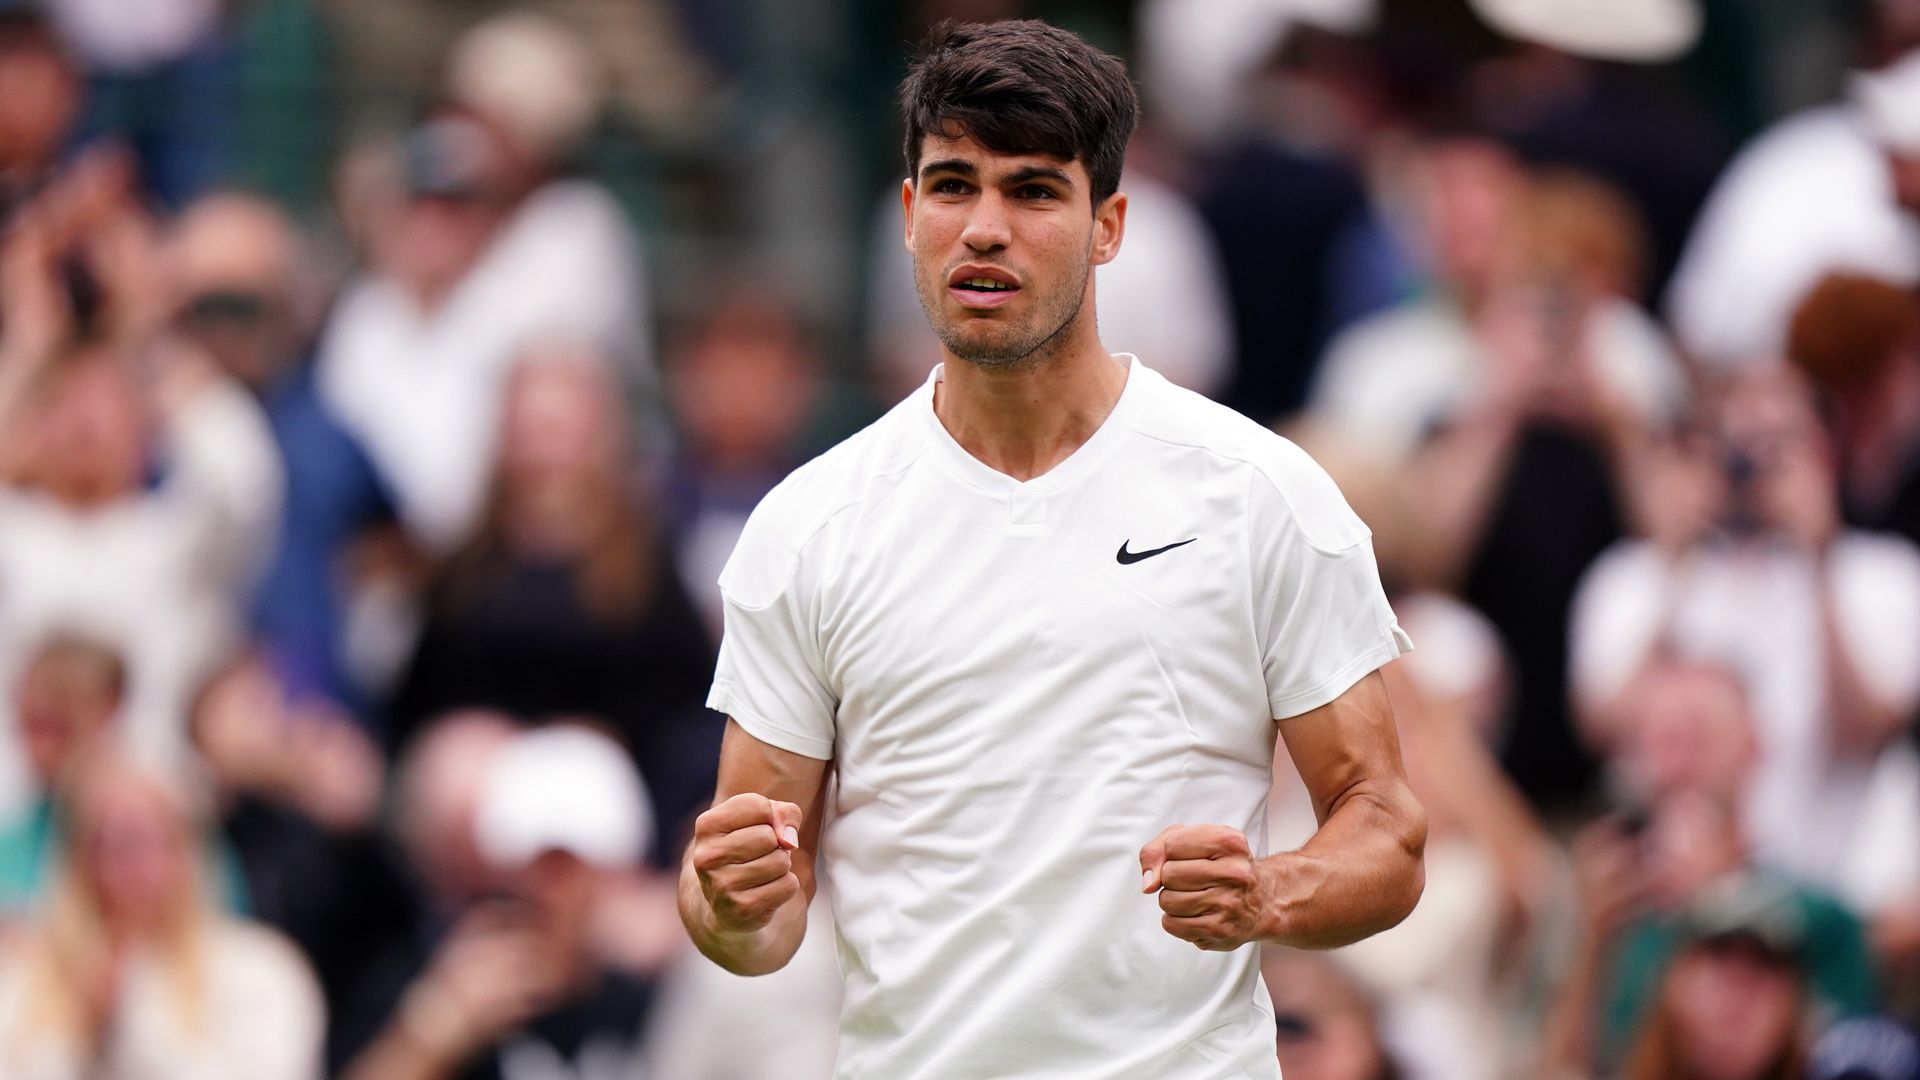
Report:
959,193,1011,252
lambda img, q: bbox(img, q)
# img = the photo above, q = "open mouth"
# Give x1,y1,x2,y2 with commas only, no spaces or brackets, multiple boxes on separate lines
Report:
954,277,1016,293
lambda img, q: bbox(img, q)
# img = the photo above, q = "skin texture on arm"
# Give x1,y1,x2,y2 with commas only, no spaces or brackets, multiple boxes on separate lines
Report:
1142,670,1426,951
678,719,831,975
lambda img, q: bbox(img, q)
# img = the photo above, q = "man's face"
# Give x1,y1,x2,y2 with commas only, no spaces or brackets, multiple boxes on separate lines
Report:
902,133,1124,369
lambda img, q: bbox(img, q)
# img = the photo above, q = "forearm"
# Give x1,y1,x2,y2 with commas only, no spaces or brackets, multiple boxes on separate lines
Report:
1256,782,1426,949
1402,410,1522,590
1820,571,1905,752
677,850,809,975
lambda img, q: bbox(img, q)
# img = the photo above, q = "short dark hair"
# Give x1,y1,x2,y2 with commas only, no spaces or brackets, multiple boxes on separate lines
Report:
898,19,1139,205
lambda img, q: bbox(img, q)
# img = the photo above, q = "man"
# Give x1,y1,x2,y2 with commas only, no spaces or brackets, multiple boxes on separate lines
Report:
679,20,1426,1079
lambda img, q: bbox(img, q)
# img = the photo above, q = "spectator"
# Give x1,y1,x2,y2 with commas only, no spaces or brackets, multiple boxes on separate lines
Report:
665,287,825,639
1569,370,1920,903
1666,39,1920,371
166,191,397,711
1261,949,1406,1080
0,11,82,227
1787,272,1920,549
1317,158,1682,808
388,347,719,851
0,181,282,813
187,652,412,1023
327,710,509,1069
0,634,124,910
1546,794,1872,1078
1615,888,1820,1080
318,13,658,552
0,754,324,1079
344,724,659,1080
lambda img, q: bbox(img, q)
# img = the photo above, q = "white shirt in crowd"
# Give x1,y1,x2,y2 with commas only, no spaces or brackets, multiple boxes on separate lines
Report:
319,178,656,551
0,921,324,1080
1569,533,1920,908
868,174,1235,399
1310,296,1688,462
0,378,281,816
1665,106,1920,371
708,355,1409,1080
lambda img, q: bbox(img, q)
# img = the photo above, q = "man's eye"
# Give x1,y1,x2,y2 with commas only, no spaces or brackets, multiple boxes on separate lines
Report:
1019,186,1056,200
934,179,970,195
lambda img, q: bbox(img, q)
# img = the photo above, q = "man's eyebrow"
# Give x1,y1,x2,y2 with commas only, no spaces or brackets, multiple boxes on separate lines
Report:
918,158,978,179
1004,164,1074,187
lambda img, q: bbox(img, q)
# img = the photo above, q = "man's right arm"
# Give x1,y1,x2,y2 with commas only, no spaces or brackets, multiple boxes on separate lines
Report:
679,718,831,975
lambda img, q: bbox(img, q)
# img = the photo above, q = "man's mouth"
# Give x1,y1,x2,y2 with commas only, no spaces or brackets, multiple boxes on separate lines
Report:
954,278,1016,292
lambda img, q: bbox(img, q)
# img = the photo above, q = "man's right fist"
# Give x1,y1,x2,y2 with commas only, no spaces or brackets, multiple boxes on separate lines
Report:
690,793,805,934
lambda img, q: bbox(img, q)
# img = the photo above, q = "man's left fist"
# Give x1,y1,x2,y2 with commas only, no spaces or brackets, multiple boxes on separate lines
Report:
1139,824,1267,951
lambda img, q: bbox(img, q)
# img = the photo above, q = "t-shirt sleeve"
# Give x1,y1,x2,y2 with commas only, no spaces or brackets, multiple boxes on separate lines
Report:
1249,451,1411,719
705,492,838,760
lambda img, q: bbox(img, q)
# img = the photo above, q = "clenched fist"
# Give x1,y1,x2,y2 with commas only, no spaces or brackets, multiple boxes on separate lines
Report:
690,793,805,934
1140,824,1268,951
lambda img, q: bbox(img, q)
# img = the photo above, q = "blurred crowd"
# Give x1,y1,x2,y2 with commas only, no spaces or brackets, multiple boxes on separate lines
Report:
4,0,1920,1078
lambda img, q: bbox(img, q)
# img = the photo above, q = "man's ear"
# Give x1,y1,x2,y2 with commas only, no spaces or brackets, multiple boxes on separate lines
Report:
901,177,916,254
1089,190,1128,267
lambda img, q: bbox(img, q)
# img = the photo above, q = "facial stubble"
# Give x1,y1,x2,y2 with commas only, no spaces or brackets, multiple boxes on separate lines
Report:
914,245,1093,372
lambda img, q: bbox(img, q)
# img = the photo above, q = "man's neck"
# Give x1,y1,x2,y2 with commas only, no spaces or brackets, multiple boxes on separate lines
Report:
932,327,1128,482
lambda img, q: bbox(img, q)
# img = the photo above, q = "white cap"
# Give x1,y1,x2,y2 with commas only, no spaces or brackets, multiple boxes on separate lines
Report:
1469,0,1702,62
473,725,653,871
1856,50,1920,155
446,12,603,162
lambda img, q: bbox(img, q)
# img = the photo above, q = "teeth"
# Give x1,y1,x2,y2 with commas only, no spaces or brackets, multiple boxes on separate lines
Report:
961,278,1012,291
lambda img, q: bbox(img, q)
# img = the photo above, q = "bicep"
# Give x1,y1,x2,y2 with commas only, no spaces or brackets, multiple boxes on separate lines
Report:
713,718,833,887
1277,670,1409,826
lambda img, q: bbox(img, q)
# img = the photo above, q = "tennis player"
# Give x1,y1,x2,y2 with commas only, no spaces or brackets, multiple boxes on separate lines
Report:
679,19,1426,1079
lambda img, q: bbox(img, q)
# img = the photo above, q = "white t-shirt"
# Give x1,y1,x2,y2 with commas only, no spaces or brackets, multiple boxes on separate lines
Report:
708,356,1410,1080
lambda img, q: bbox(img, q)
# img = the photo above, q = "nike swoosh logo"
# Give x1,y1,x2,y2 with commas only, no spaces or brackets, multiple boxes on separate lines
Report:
1116,537,1197,565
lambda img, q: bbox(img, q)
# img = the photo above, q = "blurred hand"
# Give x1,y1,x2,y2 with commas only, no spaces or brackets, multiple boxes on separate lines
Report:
282,705,383,833
1627,439,1724,555
0,207,72,370
688,793,803,935
1140,824,1266,951
1758,439,1840,553
1568,819,1649,942
404,902,571,1060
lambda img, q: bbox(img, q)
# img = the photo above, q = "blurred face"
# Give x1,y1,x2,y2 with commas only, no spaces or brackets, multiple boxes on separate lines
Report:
1415,138,1525,297
82,780,190,930
903,133,1124,369
0,41,77,174
1666,940,1803,1080
15,661,116,787
1631,666,1756,805
1265,960,1391,1080
671,313,818,469
170,198,299,388
499,356,622,489
34,356,146,507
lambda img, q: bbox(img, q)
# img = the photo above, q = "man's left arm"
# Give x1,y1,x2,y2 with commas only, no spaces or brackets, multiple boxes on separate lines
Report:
1140,670,1425,950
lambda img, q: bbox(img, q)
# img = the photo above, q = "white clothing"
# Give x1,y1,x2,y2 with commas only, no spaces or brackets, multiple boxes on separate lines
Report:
319,179,656,551
1310,296,1688,462
0,379,281,815
1568,535,1920,905
709,356,1409,1080
868,175,1235,399
1665,106,1920,370
0,921,325,1080
45,0,218,73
